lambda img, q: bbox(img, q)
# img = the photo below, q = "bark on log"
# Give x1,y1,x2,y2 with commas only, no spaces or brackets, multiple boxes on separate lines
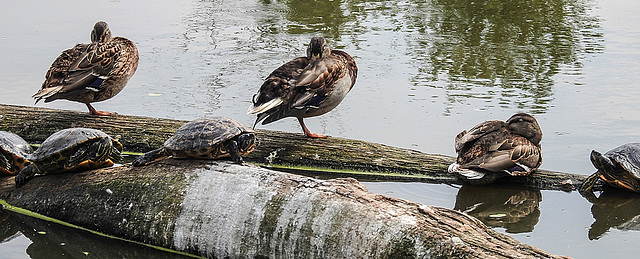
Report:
0,160,570,258
0,103,587,191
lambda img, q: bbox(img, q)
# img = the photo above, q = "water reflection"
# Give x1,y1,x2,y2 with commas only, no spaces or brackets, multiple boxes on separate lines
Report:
0,210,194,259
585,190,640,240
454,185,541,233
0,210,20,244
277,0,350,40
402,0,604,113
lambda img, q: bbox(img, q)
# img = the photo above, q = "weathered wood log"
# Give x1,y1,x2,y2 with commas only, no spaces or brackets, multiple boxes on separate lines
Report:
0,103,587,191
0,160,570,258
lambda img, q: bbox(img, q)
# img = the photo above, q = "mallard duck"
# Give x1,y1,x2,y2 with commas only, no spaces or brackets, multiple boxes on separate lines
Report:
248,36,357,138
448,113,543,184
32,21,139,115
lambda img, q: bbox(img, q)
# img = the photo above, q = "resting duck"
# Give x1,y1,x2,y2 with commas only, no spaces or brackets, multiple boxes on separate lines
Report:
449,113,543,184
32,21,139,115
248,36,357,138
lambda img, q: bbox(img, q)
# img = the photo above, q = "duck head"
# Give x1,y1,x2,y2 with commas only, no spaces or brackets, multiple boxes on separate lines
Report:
91,21,112,43
506,113,542,145
306,37,332,61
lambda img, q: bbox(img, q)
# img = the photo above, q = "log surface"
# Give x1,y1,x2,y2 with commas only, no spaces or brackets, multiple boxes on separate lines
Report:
0,104,587,191
0,160,569,258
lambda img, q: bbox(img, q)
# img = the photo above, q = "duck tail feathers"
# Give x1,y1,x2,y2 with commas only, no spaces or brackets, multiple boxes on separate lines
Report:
449,163,486,180
32,86,63,104
247,97,283,115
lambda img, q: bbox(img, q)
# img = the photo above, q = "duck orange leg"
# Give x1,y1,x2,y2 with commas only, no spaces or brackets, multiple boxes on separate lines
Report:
86,103,116,116
298,118,328,138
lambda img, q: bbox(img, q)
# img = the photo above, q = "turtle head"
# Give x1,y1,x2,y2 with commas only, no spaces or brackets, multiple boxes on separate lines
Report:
237,132,257,154
91,21,112,43
306,37,331,61
591,150,640,192
590,150,616,173
506,113,542,145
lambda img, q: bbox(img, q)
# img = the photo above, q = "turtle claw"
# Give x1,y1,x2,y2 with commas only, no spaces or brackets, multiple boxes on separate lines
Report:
225,139,245,165
15,174,27,188
232,156,245,164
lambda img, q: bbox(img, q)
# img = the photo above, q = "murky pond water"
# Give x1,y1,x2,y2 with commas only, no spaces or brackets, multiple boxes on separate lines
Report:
1,0,640,258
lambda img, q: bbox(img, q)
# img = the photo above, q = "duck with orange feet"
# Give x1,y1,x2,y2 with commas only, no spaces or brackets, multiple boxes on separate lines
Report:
248,37,357,138
32,21,139,116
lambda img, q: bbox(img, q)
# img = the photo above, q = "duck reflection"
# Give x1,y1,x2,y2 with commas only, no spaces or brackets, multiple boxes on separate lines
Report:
454,185,541,233
585,190,640,240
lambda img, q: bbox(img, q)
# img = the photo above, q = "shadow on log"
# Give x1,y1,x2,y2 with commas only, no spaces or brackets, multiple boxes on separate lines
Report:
0,159,570,258
0,104,588,192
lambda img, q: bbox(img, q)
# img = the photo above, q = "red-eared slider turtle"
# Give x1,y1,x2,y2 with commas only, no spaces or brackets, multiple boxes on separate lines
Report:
132,116,257,166
580,143,640,196
15,128,122,187
449,113,543,184
0,131,33,175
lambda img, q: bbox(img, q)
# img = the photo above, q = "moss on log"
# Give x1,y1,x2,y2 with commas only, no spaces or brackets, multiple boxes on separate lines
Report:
0,160,570,258
0,103,587,191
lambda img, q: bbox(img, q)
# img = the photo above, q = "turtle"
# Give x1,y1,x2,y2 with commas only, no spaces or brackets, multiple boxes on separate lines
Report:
15,128,123,187
0,131,33,176
132,116,257,166
580,143,640,198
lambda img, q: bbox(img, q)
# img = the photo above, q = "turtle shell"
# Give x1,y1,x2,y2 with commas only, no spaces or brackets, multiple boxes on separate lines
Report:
0,131,33,175
594,143,640,191
27,128,122,174
164,116,255,159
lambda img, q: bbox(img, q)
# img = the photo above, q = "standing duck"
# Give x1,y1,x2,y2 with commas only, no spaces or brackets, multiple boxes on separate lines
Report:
449,113,543,184
248,37,357,138
32,21,139,115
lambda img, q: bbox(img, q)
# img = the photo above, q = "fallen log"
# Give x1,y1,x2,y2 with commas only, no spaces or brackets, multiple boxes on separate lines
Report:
0,160,570,258
0,104,586,191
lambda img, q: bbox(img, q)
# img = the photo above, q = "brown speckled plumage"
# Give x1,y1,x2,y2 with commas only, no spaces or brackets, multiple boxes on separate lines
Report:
450,113,543,184
248,36,357,138
33,21,139,115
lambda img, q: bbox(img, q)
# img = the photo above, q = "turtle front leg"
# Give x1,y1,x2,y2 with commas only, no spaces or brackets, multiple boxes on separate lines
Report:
225,140,244,164
15,164,38,188
579,172,601,203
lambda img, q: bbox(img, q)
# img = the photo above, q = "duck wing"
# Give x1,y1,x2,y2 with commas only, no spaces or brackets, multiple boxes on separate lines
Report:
463,136,542,175
248,57,309,123
454,120,505,153
291,50,354,109
34,41,122,103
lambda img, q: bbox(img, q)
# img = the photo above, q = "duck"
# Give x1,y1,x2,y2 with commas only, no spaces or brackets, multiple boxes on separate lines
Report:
32,21,139,116
248,36,357,138
448,113,543,184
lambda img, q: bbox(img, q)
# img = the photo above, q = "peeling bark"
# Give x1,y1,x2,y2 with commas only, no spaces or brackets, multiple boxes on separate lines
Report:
0,160,570,258
0,104,587,191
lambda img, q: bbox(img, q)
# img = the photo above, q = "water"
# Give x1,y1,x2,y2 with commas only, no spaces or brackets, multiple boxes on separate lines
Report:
1,0,639,257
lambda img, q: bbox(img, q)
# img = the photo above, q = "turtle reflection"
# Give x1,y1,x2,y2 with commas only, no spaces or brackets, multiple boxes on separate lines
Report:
454,185,541,233
585,190,640,240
